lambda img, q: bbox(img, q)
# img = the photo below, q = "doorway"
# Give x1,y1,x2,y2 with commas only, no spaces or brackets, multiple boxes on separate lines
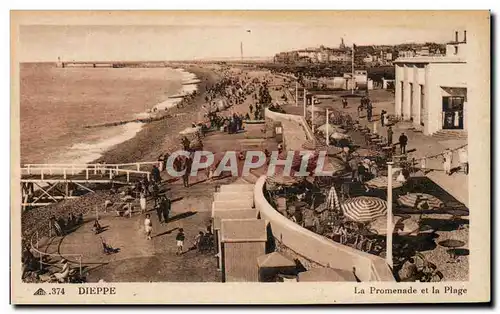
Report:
442,96,464,129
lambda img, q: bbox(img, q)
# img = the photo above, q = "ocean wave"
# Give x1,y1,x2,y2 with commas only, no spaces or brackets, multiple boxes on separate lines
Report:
52,122,144,165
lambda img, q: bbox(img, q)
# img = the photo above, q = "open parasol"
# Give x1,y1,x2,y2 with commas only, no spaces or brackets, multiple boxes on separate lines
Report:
330,132,350,140
316,124,346,134
352,148,381,158
266,168,303,190
397,193,444,210
368,215,420,236
365,176,404,190
341,196,387,223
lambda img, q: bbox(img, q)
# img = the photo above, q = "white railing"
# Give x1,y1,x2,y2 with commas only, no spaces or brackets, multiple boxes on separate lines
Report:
23,161,158,173
21,166,151,182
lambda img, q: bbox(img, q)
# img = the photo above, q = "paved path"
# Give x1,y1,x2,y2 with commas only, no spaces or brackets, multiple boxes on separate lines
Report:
290,89,468,207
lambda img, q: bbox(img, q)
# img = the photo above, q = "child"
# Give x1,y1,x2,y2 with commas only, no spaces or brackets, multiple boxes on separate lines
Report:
144,214,153,240
176,228,185,255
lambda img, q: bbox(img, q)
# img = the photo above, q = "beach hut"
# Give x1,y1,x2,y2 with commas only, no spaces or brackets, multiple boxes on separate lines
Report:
220,219,267,282
257,252,297,282
212,209,259,269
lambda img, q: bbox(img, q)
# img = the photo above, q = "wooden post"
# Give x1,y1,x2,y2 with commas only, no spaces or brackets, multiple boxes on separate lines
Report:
63,169,67,180
27,165,31,175
136,164,140,171
94,164,97,175
65,182,69,197
86,169,89,180
127,171,130,182
41,169,44,181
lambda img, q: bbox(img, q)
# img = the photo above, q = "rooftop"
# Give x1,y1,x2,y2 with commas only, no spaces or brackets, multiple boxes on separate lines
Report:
221,219,267,243
394,56,466,64
213,209,258,230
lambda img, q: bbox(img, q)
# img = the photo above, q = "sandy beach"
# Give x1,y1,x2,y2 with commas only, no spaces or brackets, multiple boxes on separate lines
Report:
92,65,220,164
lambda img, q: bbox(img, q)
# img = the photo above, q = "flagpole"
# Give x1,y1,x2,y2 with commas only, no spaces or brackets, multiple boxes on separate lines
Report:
386,161,394,269
351,44,355,94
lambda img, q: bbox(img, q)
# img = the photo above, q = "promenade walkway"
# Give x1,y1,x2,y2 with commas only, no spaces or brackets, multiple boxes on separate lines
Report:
302,90,468,207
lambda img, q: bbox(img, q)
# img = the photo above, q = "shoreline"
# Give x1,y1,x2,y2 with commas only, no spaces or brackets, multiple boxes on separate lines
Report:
91,65,220,165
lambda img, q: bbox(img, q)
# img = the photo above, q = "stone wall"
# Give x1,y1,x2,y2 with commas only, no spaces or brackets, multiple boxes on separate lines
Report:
254,176,395,282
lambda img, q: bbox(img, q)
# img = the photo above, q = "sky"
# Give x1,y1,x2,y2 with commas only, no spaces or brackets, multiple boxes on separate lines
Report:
13,11,473,62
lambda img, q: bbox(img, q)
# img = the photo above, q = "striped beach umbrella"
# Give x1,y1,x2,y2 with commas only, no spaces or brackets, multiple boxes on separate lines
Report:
341,196,387,223
365,176,404,190
397,193,444,209
368,215,420,236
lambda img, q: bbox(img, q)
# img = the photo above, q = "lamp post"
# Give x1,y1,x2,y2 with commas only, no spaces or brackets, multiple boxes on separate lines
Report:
303,88,307,118
326,109,329,146
386,161,394,268
295,82,299,107
311,96,315,134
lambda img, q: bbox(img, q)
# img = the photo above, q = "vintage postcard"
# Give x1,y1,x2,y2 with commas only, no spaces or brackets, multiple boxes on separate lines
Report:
10,10,490,304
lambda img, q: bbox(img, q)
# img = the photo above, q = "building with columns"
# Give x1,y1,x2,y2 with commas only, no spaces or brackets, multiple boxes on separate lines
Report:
393,30,468,135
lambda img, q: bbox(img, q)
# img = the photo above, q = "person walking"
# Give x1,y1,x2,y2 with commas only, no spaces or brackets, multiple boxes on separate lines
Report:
152,183,160,207
144,214,153,240
139,192,147,214
151,165,161,184
443,149,453,175
176,228,185,255
399,132,408,155
459,147,468,175
342,97,348,109
380,110,386,127
387,126,393,145
366,103,373,122
155,201,163,224
161,196,171,225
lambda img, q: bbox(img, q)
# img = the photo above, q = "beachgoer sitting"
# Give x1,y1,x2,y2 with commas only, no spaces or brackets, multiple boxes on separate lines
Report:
52,259,70,283
104,200,113,211
50,216,64,236
91,219,103,235
101,237,119,255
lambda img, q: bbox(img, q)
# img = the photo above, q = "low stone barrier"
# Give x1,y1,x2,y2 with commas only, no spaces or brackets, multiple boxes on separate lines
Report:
253,176,395,282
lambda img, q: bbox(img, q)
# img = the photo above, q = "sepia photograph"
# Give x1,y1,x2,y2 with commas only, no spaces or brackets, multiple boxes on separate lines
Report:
10,10,490,304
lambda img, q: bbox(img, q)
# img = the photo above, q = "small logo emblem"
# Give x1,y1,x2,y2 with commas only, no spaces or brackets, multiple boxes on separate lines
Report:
33,288,47,296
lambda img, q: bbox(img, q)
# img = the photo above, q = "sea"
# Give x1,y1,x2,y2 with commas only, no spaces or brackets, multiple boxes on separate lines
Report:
20,63,198,165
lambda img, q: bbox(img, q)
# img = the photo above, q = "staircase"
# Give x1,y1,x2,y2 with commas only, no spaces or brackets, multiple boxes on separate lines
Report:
431,130,468,141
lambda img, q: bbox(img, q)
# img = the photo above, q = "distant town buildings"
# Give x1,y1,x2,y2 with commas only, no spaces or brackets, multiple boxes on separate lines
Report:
394,30,468,135
274,39,351,64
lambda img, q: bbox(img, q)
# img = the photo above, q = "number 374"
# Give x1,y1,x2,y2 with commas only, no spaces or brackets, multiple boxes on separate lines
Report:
52,288,65,295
